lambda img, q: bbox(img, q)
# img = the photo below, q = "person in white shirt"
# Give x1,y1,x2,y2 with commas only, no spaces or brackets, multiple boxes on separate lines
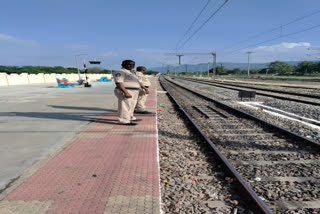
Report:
113,60,149,125
134,66,152,114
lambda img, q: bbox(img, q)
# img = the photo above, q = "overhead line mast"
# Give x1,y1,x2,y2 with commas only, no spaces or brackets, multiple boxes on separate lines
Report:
165,52,217,76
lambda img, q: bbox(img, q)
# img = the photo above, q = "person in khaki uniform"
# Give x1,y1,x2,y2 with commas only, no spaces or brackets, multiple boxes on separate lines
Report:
113,60,149,125
134,66,152,114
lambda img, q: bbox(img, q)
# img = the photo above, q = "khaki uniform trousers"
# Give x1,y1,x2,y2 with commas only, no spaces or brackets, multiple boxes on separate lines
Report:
114,88,139,123
135,88,148,112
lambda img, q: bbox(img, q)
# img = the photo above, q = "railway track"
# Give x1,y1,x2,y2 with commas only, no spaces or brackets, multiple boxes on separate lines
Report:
176,77,320,106
159,76,320,214
213,78,320,90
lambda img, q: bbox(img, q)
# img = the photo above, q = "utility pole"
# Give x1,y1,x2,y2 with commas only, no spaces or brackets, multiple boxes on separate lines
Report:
176,54,184,65
75,54,88,83
185,64,188,73
207,62,210,78
211,52,217,77
246,51,253,77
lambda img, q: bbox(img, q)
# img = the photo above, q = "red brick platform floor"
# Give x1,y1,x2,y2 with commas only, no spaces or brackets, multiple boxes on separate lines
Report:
0,78,160,214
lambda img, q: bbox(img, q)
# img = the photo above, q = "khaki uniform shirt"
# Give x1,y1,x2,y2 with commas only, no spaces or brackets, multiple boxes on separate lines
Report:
135,71,151,87
113,68,140,88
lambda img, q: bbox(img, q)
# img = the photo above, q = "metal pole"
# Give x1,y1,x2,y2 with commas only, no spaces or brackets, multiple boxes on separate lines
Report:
75,54,88,83
177,54,184,65
83,59,91,87
207,62,210,78
246,52,252,76
212,52,216,77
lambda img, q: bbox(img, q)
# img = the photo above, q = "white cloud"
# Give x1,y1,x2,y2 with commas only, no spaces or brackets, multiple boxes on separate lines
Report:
0,33,38,47
100,52,118,57
254,42,311,52
224,42,314,63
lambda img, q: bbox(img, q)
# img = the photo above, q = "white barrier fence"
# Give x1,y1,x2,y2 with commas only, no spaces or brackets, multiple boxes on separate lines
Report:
0,73,113,87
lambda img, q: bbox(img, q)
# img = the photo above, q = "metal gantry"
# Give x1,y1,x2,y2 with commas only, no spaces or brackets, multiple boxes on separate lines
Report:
165,52,217,76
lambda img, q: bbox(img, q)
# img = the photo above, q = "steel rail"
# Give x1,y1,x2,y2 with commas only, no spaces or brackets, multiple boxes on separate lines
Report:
165,76,320,148
159,76,273,214
178,77,320,106
188,77,320,99
215,79,320,89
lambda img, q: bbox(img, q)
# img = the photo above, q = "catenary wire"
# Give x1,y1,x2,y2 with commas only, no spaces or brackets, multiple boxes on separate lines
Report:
230,23,320,53
175,0,212,51
177,0,229,50
220,9,320,52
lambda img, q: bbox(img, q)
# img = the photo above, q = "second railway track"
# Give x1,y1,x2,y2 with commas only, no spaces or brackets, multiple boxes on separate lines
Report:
160,76,320,214
177,77,320,106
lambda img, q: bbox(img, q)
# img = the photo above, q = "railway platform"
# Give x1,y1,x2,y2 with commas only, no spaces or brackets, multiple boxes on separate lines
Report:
0,78,160,214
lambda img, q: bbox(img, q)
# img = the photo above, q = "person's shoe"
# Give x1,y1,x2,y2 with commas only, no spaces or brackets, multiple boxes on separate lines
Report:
131,119,143,122
141,111,152,114
135,111,152,114
120,122,137,126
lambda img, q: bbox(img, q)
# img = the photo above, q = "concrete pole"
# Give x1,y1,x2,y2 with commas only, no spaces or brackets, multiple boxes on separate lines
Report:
207,62,210,78
212,52,216,77
177,54,184,65
75,54,88,82
246,51,252,76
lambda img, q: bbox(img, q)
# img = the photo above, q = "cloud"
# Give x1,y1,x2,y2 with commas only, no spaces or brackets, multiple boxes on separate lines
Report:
222,42,314,63
100,52,118,57
0,33,38,47
254,42,311,52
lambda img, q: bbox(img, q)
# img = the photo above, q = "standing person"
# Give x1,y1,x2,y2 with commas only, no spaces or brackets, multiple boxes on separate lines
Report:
134,66,151,114
113,60,148,125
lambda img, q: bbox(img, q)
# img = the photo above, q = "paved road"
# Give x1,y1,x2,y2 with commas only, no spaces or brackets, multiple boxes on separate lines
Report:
0,82,116,190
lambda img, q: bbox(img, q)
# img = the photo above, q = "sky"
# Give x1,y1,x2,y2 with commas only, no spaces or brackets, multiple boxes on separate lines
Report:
1,0,320,69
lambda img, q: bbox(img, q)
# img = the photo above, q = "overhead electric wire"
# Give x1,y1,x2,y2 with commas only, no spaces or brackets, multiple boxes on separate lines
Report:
175,0,212,51
221,9,320,52
231,23,320,53
177,0,229,50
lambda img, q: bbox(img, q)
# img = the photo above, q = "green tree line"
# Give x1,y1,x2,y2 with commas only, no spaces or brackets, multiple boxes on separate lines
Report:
0,65,160,75
186,61,320,76
0,66,112,74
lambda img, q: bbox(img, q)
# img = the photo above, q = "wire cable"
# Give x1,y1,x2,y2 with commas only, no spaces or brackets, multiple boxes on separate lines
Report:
221,9,320,52
231,23,320,53
175,0,212,51
177,0,229,50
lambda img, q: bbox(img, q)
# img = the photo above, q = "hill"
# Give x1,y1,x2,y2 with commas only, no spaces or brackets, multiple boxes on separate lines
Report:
150,61,301,73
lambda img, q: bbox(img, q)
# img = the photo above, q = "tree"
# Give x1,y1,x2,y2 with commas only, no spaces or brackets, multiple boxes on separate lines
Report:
216,65,227,75
268,61,294,74
296,61,318,75
145,70,159,75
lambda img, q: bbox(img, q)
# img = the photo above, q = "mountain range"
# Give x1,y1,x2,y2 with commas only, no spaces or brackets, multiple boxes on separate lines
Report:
150,61,301,73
